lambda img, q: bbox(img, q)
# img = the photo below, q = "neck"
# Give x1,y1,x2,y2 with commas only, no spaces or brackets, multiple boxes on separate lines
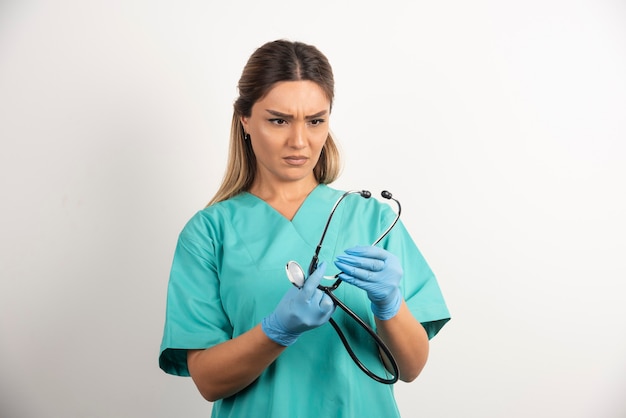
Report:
249,177,318,202
249,179,319,220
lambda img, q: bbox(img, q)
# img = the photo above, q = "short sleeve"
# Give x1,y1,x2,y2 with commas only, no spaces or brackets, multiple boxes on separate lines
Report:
386,220,450,339
158,213,233,376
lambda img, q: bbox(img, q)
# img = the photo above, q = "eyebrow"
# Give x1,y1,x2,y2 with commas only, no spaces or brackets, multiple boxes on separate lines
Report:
265,109,328,120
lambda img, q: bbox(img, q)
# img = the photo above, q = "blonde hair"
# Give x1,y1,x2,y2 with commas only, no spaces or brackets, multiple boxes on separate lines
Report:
207,40,342,206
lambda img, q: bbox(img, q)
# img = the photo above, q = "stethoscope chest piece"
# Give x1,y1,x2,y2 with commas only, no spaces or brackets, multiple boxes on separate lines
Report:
285,261,306,288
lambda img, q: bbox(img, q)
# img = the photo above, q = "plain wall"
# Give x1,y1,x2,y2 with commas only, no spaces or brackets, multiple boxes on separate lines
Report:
1,1,625,417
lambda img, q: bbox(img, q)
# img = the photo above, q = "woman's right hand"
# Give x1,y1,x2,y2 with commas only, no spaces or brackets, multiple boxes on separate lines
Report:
262,262,335,346
188,262,336,401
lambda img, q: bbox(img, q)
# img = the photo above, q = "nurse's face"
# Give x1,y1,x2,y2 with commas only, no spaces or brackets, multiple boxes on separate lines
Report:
241,80,331,188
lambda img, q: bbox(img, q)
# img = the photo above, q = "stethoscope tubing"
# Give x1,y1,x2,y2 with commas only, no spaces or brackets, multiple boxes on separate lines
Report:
311,189,402,384
323,290,399,384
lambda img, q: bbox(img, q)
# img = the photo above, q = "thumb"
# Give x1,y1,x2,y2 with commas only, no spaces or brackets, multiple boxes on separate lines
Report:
303,261,327,294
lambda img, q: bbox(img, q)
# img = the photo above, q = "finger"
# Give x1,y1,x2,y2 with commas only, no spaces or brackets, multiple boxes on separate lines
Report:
335,254,384,271
334,272,358,287
334,273,371,295
318,293,336,315
333,259,374,281
303,261,327,294
344,245,388,260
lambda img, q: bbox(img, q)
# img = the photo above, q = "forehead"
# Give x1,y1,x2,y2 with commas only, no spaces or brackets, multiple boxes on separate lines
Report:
255,80,331,111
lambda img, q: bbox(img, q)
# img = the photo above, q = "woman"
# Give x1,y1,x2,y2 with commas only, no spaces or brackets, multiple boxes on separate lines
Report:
159,39,450,417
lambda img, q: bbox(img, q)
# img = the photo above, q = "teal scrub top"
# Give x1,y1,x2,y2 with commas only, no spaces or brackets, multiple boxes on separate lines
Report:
159,184,450,418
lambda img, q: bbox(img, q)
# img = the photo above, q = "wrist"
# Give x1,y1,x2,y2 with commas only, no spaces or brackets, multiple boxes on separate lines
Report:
261,315,300,346
371,289,402,320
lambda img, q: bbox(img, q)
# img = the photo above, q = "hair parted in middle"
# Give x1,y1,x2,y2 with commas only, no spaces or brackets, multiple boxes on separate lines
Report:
208,39,342,206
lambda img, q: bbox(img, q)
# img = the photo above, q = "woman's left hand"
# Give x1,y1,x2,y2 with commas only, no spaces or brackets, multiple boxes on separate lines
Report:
334,246,403,320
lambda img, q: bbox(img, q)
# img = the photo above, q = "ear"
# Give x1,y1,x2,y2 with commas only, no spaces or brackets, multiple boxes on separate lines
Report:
240,115,249,133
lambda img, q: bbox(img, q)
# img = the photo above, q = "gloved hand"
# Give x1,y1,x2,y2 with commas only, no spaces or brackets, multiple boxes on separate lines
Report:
334,246,403,320
262,262,335,346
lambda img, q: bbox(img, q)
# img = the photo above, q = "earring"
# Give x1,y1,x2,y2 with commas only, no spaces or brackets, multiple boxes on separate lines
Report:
244,133,251,141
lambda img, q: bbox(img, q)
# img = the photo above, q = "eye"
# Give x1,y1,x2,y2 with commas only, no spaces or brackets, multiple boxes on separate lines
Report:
309,119,326,126
269,118,287,125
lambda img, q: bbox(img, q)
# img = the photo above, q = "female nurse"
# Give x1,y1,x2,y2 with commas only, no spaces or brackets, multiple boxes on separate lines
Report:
159,39,450,417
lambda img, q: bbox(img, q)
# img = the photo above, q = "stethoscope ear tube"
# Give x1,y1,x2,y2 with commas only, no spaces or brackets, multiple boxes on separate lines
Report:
372,191,401,246
308,190,373,276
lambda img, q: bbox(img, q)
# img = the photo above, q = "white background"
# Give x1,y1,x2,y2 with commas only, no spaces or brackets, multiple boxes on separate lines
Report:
1,1,625,417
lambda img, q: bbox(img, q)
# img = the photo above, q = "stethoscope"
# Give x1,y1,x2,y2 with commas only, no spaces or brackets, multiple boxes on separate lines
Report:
285,190,402,384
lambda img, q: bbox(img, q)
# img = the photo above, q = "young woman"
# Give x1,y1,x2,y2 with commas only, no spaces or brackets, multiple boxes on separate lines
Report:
159,39,450,417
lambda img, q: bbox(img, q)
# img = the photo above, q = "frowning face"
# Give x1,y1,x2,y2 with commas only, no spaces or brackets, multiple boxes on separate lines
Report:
241,80,331,189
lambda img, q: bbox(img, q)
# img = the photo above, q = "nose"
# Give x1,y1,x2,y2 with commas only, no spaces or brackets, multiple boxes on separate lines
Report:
288,124,306,149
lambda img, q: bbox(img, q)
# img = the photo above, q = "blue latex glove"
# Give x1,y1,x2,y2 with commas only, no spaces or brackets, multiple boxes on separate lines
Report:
262,262,335,346
334,246,403,320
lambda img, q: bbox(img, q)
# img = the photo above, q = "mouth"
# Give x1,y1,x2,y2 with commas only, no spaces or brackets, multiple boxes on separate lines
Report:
284,156,309,166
